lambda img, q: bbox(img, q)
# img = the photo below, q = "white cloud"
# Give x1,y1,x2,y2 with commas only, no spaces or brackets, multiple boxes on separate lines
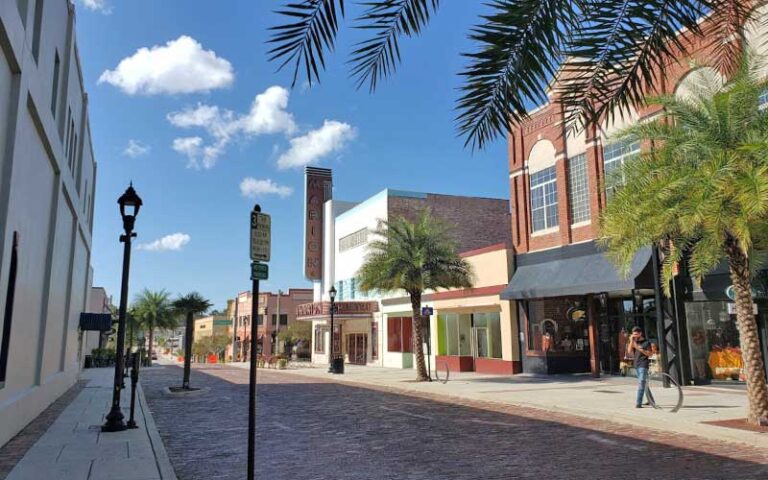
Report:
239,178,293,199
99,36,234,95
167,86,297,168
172,137,204,167
123,139,150,158
80,0,112,13
136,233,191,252
277,120,356,169
241,87,297,136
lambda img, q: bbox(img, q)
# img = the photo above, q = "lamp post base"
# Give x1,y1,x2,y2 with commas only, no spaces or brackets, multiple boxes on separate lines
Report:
102,407,127,432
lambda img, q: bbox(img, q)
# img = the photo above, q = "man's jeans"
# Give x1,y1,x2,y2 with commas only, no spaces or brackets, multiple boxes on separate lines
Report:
636,367,648,406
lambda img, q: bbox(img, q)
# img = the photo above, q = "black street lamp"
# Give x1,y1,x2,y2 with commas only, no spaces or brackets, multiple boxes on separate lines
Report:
327,286,336,373
103,183,142,432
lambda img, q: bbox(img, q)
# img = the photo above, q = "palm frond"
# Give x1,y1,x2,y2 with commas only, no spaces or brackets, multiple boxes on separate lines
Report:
350,0,440,91
268,0,346,87
559,0,705,131
456,0,580,150
706,0,753,77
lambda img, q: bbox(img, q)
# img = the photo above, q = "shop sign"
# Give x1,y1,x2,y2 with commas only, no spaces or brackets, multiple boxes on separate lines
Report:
296,301,379,318
725,285,767,301
726,303,758,315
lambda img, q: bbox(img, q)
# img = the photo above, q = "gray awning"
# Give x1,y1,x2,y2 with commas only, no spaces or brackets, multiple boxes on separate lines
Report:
79,313,113,331
501,247,653,299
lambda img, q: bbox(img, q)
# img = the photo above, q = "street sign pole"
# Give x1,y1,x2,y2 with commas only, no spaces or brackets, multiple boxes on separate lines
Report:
421,306,433,382
247,271,259,480
247,204,270,480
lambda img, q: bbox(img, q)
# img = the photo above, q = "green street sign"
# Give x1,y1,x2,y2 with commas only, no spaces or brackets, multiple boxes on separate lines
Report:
251,262,268,281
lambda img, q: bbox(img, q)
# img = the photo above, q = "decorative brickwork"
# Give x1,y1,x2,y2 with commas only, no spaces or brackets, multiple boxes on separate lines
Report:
509,13,754,254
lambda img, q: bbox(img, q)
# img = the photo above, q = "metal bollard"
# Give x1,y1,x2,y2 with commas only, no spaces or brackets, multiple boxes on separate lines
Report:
127,350,140,429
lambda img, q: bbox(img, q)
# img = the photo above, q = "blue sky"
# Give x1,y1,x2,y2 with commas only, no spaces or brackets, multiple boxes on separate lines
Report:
77,0,510,310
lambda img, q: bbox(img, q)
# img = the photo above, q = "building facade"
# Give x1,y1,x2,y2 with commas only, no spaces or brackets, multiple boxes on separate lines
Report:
193,315,231,338
382,243,520,374
229,288,313,360
0,1,97,446
297,180,515,371
501,5,768,383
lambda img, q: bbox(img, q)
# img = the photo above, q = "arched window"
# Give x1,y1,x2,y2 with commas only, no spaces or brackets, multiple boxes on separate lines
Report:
527,140,558,232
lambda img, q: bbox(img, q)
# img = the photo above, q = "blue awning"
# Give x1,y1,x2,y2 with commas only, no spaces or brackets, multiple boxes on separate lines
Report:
79,313,113,331
501,247,653,300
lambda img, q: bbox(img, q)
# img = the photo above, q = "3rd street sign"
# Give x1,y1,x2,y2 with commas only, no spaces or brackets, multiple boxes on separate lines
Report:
250,210,271,262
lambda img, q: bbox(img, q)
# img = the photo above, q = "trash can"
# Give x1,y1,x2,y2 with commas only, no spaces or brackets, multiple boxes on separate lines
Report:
331,357,344,374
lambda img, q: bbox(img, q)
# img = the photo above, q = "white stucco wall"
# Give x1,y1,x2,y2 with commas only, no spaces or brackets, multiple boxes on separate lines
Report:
0,0,97,447
333,190,388,293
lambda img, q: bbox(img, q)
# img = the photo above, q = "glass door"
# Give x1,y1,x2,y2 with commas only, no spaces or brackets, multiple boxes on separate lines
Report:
347,334,367,365
475,327,489,358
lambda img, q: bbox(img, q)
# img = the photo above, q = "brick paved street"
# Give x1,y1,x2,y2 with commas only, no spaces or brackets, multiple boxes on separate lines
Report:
141,364,768,480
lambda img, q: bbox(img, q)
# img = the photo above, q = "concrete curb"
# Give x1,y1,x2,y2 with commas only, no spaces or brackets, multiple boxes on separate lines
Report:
137,382,178,480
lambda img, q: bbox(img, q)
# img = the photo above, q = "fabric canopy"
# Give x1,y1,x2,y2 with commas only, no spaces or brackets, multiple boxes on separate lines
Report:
501,247,653,300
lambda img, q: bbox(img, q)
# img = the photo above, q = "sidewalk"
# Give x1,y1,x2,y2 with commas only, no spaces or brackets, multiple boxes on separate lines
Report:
243,363,768,449
3,367,176,480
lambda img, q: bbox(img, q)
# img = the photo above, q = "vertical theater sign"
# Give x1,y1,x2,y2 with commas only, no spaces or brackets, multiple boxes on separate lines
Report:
304,167,332,280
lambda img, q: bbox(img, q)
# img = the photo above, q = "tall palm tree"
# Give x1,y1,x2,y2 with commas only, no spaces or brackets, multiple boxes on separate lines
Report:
267,1,757,148
132,289,176,367
600,56,768,425
358,212,473,381
172,292,212,390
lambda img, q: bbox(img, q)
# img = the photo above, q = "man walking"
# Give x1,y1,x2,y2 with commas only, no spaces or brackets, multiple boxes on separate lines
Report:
627,326,652,408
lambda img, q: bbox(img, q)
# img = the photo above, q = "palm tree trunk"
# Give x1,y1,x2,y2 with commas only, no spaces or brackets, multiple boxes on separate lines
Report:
183,312,194,389
725,237,768,425
147,327,154,367
409,292,429,382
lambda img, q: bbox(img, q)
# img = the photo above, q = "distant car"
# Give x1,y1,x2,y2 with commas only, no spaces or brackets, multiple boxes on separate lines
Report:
151,352,158,360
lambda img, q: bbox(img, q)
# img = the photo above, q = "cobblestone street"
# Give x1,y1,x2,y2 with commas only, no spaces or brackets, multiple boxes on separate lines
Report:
141,364,768,480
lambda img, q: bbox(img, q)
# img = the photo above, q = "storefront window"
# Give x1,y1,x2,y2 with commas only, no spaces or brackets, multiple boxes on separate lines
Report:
527,297,590,353
314,326,326,353
387,317,413,353
436,313,474,356
685,301,743,382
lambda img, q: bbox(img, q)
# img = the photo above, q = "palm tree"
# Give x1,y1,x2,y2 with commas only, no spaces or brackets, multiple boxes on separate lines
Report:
600,56,768,425
358,212,473,381
267,1,759,148
132,289,176,367
172,292,212,390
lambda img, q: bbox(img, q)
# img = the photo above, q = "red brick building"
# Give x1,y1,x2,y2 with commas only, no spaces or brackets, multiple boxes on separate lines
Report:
228,288,313,361
501,6,768,382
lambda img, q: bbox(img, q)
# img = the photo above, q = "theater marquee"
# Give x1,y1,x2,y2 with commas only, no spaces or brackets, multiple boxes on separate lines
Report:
296,301,379,319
